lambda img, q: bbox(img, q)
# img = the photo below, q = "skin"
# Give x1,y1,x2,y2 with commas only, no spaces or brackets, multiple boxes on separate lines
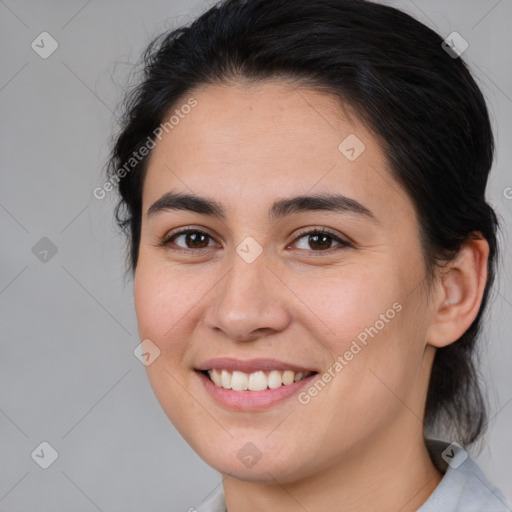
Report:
133,80,489,512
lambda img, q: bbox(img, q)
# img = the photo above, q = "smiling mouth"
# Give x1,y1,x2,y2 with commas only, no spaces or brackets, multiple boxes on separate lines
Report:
201,369,317,391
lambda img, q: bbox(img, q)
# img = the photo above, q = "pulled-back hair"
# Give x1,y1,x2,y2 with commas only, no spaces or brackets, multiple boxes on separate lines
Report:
107,0,499,447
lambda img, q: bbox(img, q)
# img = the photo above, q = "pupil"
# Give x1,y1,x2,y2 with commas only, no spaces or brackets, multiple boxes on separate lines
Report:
310,234,331,250
187,232,208,248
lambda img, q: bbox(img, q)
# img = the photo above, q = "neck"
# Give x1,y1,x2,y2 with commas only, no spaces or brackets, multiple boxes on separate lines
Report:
222,426,443,512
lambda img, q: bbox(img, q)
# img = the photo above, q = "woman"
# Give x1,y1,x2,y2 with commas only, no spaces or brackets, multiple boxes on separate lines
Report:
107,0,511,510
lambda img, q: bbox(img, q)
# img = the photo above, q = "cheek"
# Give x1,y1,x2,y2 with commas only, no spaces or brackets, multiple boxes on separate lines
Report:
133,263,204,434
133,261,204,348
285,263,403,350
288,262,425,412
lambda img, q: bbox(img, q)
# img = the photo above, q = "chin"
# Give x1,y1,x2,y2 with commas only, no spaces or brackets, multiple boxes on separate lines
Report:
192,438,312,483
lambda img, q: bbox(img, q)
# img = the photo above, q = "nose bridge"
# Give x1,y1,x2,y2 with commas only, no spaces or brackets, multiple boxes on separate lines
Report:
205,246,289,340
226,247,268,303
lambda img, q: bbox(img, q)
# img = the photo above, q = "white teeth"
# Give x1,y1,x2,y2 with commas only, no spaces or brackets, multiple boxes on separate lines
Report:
248,371,267,391
268,370,283,389
206,369,312,391
210,368,222,387
231,371,248,390
294,371,306,382
282,370,295,386
221,369,232,389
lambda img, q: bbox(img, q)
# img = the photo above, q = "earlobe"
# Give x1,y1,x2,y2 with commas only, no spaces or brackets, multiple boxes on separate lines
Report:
426,236,489,348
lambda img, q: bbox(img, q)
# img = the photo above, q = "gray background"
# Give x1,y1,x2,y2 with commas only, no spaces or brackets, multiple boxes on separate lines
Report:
1,0,511,510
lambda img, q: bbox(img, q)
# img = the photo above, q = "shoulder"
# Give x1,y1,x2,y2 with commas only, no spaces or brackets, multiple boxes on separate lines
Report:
192,486,226,512
419,439,511,512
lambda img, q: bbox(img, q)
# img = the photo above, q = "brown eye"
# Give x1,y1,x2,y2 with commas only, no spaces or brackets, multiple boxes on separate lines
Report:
291,229,351,252
163,230,216,250
183,231,210,248
307,233,335,250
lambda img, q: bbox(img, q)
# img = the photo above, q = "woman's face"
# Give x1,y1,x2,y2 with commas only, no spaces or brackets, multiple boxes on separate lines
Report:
134,80,437,482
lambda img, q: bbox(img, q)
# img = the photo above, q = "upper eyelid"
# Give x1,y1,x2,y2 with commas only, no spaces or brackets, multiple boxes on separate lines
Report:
163,226,219,244
293,226,346,240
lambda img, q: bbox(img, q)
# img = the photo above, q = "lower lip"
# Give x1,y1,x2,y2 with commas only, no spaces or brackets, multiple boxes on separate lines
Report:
196,371,317,411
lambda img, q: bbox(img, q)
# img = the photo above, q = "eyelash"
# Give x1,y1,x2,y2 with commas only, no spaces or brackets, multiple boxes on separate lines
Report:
159,227,352,255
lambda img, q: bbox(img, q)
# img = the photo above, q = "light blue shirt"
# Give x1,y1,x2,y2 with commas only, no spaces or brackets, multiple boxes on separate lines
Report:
194,440,511,512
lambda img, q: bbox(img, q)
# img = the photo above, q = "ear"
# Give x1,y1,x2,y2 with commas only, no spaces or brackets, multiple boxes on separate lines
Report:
426,235,490,348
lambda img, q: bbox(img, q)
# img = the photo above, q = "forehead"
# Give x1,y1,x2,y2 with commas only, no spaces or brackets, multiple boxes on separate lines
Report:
142,81,413,225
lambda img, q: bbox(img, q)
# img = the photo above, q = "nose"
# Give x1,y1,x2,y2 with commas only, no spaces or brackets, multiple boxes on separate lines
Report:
203,250,291,342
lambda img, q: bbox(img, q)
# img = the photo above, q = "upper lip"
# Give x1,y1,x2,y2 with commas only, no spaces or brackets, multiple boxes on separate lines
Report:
196,358,317,373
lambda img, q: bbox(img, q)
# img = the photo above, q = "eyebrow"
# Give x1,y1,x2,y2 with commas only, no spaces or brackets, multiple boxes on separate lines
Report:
147,191,378,223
